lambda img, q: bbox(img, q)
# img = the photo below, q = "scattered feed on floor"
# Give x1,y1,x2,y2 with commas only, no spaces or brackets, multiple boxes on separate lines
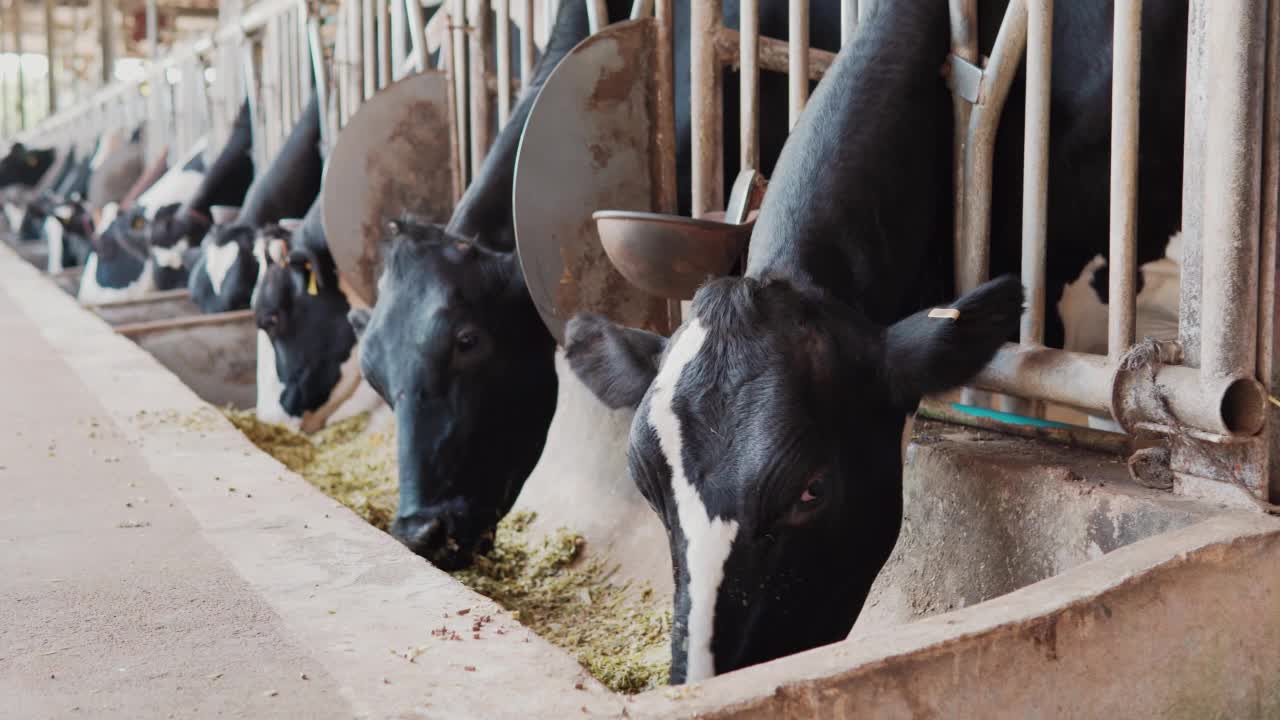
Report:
218,409,671,693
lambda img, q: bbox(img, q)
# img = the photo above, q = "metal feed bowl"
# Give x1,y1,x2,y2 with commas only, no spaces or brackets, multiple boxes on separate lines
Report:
594,210,757,300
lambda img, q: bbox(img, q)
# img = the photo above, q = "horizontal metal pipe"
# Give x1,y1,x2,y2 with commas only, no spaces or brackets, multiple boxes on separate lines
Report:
975,344,1267,438
714,29,836,82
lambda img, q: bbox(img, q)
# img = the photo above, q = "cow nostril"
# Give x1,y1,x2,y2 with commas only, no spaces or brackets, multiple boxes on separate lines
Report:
411,517,447,553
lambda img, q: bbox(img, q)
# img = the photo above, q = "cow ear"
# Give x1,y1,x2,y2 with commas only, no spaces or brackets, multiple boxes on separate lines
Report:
882,275,1023,409
565,313,667,410
348,307,372,340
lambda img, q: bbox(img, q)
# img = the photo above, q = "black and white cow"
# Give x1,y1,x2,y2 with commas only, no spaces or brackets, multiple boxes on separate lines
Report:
1,143,61,235
188,95,324,314
150,100,257,260
252,199,382,430
77,141,211,304
565,0,1187,683
352,0,845,569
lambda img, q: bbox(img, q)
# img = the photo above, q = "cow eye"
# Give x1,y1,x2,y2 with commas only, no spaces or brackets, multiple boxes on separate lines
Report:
778,472,828,528
456,329,480,353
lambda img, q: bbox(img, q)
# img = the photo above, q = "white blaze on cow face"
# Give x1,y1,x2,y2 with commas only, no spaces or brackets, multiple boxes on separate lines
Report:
150,238,189,269
2,203,22,233
204,239,241,295
44,217,64,273
98,202,120,231
646,318,739,684
255,330,302,431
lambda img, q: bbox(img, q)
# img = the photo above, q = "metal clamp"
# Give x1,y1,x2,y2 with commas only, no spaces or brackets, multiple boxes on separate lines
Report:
947,53,984,104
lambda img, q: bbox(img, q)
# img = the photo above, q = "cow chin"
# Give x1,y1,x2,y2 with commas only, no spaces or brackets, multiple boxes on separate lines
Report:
391,504,496,571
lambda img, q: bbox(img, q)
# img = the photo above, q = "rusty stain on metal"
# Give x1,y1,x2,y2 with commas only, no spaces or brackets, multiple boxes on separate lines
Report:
322,70,456,306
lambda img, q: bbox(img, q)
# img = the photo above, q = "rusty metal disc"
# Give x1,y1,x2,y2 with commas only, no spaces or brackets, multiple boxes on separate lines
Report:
513,18,673,346
322,70,457,307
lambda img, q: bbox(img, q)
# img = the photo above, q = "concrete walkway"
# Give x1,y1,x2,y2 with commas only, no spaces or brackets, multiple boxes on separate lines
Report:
0,248,629,719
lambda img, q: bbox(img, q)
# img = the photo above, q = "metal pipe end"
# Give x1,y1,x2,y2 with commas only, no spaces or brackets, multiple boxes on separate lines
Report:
1218,376,1267,436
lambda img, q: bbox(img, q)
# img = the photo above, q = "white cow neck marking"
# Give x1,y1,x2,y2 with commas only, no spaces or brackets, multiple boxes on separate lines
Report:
647,318,739,684
44,217,64,274
204,239,240,295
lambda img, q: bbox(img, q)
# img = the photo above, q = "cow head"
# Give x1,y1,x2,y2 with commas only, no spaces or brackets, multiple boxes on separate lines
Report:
152,208,212,261
147,204,197,290
253,223,359,421
189,223,258,313
0,143,56,189
86,204,149,290
565,274,1022,683
352,217,557,570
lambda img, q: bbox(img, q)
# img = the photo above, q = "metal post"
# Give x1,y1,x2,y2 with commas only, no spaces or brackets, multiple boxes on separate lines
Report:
586,0,607,33
1261,0,1280,503
147,0,158,58
46,0,57,115
949,0,978,293
14,0,26,131
741,0,759,170
405,0,428,71
0,16,8,139
468,0,491,168
1108,0,1141,360
520,0,534,86
1021,0,1052,344
656,0,676,213
1200,0,1266,383
630,0,652,19
377,0,390,88
1179,0,1209,369
788,0,809,129
363,0,377,99
496,0,511,125
99,0,115,84
959,0,1026,294
390,0,406,76
691,0,723,218
840,0,857,48
451,0,469,184
308,17,331,150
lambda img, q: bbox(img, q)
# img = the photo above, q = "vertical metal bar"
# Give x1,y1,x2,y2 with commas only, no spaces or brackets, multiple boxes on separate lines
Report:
241,41,262,169
1200,0,1266,381
542,0,557,46
1260,0,1280,503
1108,0,1141,360
47,0,62,118
405,0,429,72
391,0,407,76
308,16,331,150
656,0,680,328
14,0,26,131
740,0,759,171
452,0,469,185
0,25,7,140
468,0,491,168
788,0,809,129
1179,0,1209,369
262,20,276,160
630,0,653,19
950,0,978,294
691,0,723,218
521,0,535,85
146,0,158,58
497,0,512,125
1021,0,1052,348
586,0,607,33
377,0,391,88
363,0,377,99
99,0,115,84
348,0,363,120
443,12,465,201
960,0,1026,294
840,0,858,47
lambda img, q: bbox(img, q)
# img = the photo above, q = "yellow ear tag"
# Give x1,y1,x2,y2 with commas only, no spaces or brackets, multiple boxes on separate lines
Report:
25,156,37,167
306,263,318,296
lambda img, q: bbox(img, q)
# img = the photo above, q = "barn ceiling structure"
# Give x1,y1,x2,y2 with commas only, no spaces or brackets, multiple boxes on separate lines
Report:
0,0,229,133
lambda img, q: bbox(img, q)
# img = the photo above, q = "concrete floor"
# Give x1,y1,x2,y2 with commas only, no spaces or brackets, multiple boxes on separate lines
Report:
0,245,630,719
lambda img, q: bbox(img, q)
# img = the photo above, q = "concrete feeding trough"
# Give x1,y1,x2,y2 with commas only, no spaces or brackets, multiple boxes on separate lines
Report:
7,232,1278,715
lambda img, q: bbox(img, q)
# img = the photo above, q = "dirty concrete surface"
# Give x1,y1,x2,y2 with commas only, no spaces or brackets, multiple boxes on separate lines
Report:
0,280,350,718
